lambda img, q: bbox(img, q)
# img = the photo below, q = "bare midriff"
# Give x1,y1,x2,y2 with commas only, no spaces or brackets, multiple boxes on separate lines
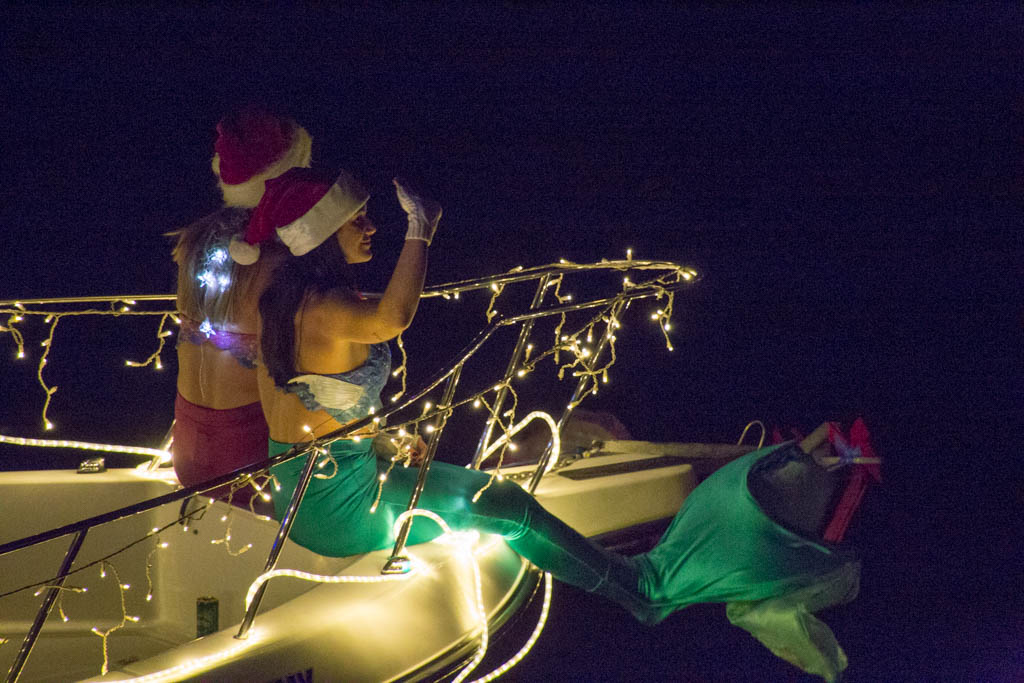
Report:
176,341,262,409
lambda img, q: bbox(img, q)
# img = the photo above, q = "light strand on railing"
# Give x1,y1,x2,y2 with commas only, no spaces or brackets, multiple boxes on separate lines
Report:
547,274,574,305
0,259,700,678
1,313,26,359
484,282,504,322
390,331,408,403
145,538,169,602
474,411,560,504
210,500,251,556
313,447,340,480
0,303,178,427
551,311,567,365
325,263,692,482
124,313,174,370
246,475,277,520
0,511,192,601
91,561,140,676
369,433,420,513
469,387,528,502
35,314,60,430
31,584,87,623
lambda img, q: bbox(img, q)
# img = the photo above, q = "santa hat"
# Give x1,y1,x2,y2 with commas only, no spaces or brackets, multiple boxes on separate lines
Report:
229,167,370,264
211,107,313,208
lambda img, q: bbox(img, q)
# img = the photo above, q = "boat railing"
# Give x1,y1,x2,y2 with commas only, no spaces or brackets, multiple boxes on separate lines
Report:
0,257,698,681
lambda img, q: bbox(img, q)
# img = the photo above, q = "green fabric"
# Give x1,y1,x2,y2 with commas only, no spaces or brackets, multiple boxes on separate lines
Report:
637,444,852,613
270,439,859,681
726,561,860,682
268,438,635,596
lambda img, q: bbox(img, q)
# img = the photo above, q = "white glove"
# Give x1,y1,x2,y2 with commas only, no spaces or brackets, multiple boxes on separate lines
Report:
393,177,442,245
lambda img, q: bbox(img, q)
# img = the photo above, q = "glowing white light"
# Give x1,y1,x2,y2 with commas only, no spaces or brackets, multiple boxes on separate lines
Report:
198,319,214,337
244,566,415,613
469,572,553,683
478,411,559,474
209,247,228,264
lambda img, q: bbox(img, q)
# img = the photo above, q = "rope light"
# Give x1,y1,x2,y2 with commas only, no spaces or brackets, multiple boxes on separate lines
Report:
0,257,699,680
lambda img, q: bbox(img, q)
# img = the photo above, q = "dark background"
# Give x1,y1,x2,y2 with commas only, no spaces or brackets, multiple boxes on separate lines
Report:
2,3,1022,681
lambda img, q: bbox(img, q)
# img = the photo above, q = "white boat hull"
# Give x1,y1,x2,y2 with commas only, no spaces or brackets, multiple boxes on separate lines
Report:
0,443,736,682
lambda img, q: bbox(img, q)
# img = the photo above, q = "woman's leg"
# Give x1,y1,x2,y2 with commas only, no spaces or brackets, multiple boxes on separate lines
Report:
378,461,655,622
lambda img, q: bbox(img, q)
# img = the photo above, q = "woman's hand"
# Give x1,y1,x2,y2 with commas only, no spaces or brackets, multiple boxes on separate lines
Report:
401,434,429,467
394,177,442,245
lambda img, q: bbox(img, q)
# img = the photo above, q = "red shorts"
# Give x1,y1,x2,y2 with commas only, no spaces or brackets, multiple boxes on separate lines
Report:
172,393,269,506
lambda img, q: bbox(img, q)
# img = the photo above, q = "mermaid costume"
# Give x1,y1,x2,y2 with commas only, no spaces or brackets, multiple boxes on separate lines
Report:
269,342,859,681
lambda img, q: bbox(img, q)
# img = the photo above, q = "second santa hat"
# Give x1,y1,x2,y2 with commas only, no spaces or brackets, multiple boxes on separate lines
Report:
229,167,369,265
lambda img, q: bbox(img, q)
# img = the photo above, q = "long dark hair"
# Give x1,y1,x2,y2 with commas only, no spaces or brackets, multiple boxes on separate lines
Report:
259,237,356,387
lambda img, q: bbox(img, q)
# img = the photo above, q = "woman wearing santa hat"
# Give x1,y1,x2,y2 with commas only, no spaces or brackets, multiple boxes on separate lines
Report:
249,167,867,682
167,107,311,505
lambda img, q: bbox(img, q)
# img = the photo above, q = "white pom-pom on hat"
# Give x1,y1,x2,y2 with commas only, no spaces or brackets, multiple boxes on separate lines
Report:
228,235,261,265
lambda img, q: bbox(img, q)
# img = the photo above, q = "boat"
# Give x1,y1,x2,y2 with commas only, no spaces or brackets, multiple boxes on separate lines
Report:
0,258,755,682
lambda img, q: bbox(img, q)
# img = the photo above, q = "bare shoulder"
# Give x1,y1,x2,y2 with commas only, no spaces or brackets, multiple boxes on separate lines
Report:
300,287,367,334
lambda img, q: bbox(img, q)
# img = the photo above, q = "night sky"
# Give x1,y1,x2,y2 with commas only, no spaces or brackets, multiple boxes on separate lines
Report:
2,4,1022,681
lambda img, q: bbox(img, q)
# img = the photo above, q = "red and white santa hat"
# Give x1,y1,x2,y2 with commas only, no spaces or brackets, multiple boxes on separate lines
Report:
228,167,370,264
211,107,313,208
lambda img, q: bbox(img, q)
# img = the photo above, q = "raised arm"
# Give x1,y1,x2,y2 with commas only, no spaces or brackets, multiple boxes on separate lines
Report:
302,178,441,344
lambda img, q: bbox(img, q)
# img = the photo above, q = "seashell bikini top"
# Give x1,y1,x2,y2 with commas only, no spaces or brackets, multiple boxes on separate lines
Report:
285,342,391,425
178,315,259,369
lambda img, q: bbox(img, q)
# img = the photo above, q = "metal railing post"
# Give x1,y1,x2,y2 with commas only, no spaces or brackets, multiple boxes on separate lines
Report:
6,529,88,683
235,444,321,640
470,273,551,469
382,363,464,574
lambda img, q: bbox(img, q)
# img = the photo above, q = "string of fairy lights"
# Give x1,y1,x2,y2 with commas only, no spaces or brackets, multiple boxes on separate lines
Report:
0,255,697,680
